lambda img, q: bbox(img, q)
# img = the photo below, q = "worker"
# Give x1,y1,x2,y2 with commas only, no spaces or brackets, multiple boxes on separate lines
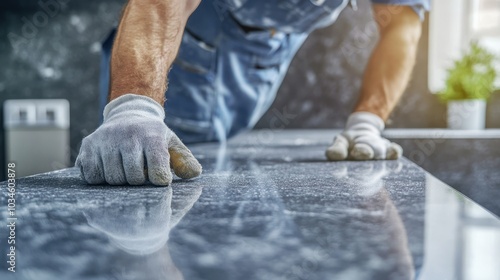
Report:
75,0,429,185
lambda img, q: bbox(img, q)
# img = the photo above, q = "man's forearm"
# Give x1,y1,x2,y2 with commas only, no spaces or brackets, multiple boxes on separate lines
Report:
354,6,422,121
109,0,200,104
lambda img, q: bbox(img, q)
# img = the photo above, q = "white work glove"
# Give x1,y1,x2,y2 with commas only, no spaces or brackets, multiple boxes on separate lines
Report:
75,94,202,185
325,112,402,161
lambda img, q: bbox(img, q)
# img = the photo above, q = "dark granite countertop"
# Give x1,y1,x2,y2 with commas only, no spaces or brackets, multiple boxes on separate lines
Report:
1,131,499,280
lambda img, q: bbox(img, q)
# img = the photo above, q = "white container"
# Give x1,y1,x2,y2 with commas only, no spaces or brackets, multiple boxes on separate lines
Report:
447,99,486,130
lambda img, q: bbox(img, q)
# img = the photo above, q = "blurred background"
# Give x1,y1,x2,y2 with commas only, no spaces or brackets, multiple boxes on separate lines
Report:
0,0,499,180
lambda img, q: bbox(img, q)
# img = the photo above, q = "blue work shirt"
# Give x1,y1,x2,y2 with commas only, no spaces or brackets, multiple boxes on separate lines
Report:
100,0,430,143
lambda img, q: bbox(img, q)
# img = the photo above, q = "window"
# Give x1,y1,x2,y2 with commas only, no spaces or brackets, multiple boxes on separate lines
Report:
428,0,500,93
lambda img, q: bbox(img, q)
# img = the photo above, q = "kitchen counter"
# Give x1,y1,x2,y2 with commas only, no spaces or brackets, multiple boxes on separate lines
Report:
1,131,499,280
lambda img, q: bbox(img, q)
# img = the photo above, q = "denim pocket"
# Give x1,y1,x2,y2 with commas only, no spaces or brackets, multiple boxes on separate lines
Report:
166,29,218,136
174,28,216,74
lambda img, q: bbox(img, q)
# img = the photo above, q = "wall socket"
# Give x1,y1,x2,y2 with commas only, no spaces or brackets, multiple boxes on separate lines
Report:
4,99,70,129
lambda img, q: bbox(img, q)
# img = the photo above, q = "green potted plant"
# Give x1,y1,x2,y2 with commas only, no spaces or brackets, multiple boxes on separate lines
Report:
438,41,498,129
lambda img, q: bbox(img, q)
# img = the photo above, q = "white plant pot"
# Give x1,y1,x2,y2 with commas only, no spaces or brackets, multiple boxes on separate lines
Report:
447,99,486,130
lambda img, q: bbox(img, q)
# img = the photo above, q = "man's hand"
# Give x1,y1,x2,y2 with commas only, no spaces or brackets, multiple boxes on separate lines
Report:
326,112,402,161
328,5,421,161
76,94,202,185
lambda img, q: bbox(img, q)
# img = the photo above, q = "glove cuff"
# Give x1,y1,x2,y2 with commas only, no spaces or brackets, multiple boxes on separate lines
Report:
103,94,165,122
345,112,385,132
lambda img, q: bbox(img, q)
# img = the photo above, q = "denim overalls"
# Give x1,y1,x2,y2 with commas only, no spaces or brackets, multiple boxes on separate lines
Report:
100,0,429,143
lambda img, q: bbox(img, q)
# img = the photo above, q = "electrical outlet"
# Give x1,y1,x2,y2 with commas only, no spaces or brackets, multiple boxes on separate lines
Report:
3,99,69,129
35,100,70,128
3,100,37,128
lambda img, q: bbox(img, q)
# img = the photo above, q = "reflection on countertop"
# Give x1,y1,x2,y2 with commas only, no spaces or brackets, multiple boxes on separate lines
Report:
0,132,499,280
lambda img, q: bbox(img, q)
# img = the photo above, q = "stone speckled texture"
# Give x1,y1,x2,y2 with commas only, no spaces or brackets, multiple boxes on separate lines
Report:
1,131,500,280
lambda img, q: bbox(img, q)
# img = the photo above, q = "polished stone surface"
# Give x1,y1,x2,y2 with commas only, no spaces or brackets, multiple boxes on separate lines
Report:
387,131,500,218
1,132,500,280
233,129,500,217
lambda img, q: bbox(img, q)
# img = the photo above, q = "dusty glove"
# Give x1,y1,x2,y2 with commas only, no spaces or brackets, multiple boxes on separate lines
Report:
325,112,402,161
75,94,202,185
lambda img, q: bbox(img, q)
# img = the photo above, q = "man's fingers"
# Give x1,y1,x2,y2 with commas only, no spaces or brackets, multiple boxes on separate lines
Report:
168,134,202,179
122,148,146,185
145,146,172,186
386,142,403,160
350,143,375,160
326,135,349,161
102,150,127,185
76,152,105,185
